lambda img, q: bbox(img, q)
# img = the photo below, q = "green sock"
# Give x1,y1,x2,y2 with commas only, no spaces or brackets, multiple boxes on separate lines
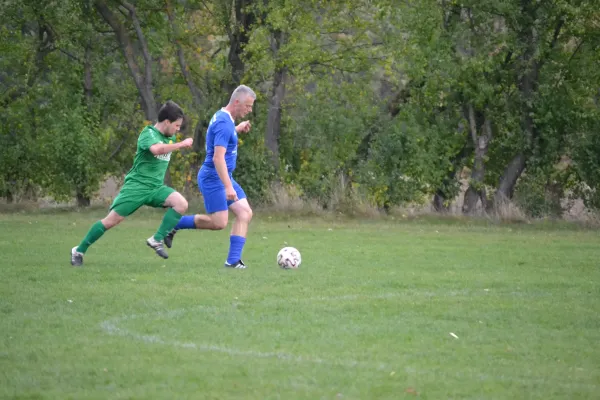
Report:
154,208,182,242
76,221,106,253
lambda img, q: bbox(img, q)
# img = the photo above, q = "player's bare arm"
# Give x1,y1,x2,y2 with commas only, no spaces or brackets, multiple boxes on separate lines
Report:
235,121,251,133
149,138,193,155
213,146,237,201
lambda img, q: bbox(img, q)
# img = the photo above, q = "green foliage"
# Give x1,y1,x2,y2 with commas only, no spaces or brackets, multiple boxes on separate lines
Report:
277,80,379,206
357,106,465,208
513,167,573,218
0,1,142,203
0,103,42,201
168,146,200,193
571,122,600,210
36,91,106,201
234,131,276,205
2,0,600,216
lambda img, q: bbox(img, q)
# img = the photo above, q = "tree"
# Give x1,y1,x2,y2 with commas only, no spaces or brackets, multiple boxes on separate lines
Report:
94,0,158,121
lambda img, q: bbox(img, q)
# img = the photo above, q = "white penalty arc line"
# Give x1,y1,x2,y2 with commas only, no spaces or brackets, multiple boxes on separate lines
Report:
96,289,527,370
99,310,600,390
100,306,387,371
99,293,414,370
95,290,541,370
98,293,600,390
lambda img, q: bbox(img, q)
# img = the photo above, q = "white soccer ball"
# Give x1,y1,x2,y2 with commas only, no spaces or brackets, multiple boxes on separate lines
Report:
277,247,301,269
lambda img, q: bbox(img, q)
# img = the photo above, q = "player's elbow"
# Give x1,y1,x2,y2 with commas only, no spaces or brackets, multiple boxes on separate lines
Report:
149,145,162,155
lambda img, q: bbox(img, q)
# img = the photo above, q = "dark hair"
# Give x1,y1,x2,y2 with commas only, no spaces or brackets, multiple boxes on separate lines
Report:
157,100,184,122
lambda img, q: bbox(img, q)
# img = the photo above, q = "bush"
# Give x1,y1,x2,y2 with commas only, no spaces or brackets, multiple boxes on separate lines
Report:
234,136,276,205
513,166,573,218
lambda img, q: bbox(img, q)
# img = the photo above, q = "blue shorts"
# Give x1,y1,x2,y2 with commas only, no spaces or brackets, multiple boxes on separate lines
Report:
197,166,246,214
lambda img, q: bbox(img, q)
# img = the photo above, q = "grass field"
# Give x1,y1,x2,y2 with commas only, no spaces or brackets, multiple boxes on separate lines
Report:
1,209,599,399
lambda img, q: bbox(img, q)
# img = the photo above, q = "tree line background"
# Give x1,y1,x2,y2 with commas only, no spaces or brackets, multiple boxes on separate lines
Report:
1,0,599,217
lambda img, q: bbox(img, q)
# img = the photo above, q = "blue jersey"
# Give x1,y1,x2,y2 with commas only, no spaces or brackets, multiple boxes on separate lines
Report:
202,109,238,173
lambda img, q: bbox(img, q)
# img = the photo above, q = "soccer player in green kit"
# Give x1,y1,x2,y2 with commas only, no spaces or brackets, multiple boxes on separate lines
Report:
70,100,193,266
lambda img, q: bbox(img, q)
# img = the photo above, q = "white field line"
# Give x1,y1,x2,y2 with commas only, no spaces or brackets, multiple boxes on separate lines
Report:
99,292,599,390
100,306,385,371
99,293,416,370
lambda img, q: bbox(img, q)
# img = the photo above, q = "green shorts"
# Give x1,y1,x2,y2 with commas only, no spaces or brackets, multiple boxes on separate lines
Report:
109,184,175,217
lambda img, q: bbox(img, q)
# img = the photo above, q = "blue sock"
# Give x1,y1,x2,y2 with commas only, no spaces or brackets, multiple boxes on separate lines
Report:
174,215,196,230
226,235,246,264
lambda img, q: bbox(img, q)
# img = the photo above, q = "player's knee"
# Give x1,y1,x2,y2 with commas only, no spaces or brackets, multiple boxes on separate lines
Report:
172,195,188,213
178,197,189,213
102,215,123,229
243,207,253,222
236,206,252,223
213,219,228,230
210,213,228,230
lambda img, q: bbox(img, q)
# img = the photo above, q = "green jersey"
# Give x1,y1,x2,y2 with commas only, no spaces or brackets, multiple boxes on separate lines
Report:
124,125,175,188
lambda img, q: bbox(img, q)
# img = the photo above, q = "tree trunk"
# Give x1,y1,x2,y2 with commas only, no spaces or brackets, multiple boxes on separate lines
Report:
166,0,203,107
192,120,207,156
223,0,255,94
166,0,208,193
94,0,157,121
264,29,287,169
266,67,286,169
462,105,492,214
494,153,527,205
182,119,208,194
492,1,553,206
83,41,93,108
76,190,91,207
432,137,470,212
95,0,164,187
5,189,14,204
432,191,448,213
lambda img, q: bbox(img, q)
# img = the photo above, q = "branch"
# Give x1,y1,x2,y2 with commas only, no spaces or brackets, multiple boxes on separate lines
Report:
319,40,383,50
95,29,117,34
550,39,586,91
198,0,217,20
539,15,565,69
94,0,156,120
210,47,222,60
1,20,57,107
467,104,478,144
567,39,584,64
309,61,363,74
94,0,143,85
218,0,233,40
116,5,129,18
109,138,127,159
165,0,204,106
549,15,565,50
483,117,492,141
120,1,152,91
304,41,378,68
503,50,513,67
467,7,476,33
58,48,81,62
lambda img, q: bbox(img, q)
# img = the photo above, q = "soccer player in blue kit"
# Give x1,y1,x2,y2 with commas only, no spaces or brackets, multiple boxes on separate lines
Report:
164,85,256,268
